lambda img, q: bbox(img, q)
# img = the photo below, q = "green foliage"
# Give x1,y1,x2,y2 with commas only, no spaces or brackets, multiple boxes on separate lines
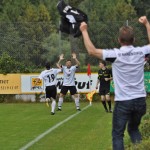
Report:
0,52,19,74
79,0,143,64
68,0,85,6
125,97,150,149
126,139,150,150
42,33,71,66
0,52,34,74
0,0,57,70
141,100,150,140
141,120,150,140
131,0,150,19
0,0,149,71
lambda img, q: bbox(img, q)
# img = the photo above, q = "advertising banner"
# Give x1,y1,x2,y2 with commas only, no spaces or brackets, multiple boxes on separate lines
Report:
21,73,99,94
0,74,21,94
1,72,150,94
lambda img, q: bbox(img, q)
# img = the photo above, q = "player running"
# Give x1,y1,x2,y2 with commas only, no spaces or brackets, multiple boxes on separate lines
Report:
56,53,81,111
33,62,61,115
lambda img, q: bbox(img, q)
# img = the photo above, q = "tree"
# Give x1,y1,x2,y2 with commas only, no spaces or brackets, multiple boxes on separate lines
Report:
42,33,71,66
130,0,150,19
79,0,138,65
0,1,58,68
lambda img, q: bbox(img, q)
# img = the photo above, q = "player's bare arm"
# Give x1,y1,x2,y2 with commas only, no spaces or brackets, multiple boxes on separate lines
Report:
56,54,64,68
139,16,150,44
80,22,103,59
72,53,80,66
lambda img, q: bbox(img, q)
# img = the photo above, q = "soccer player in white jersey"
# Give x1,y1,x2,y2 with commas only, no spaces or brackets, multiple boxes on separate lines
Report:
56,53,81,111
80,16,150,150
33,62,61,115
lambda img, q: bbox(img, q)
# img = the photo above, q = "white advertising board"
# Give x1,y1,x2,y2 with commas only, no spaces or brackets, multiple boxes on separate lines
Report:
21,73,98,94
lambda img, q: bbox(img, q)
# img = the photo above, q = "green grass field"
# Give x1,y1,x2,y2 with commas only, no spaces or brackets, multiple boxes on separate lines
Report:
0,102,114,150
2,99,149,150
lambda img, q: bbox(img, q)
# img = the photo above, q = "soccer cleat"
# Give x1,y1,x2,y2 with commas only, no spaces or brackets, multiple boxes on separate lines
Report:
57,108,62,111
77,108,81,111
51,112,55,115
109,110,113,113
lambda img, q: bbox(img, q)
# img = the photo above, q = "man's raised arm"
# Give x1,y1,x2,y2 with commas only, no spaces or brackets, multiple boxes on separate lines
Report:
72,53,80,66
139,16,150,44
80,22,103,59
56,54,64,69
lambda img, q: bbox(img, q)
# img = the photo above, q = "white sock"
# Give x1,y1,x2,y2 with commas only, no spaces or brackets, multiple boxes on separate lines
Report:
51,98,56,113
75,97,80,109
58,97,63,109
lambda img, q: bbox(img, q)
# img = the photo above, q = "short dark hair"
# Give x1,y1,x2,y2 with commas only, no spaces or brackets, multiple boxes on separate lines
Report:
45,62,50,69
66,59,71,62
100,60,106,66
119,26,134,45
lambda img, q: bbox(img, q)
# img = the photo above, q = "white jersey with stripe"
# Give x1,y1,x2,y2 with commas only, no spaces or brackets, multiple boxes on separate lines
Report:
38,68,61,86
62,65,77,86
103,45,150,101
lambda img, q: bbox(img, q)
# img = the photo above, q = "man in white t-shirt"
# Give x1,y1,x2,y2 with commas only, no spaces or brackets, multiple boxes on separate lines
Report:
56,53,81,111
33,62,61,115
80,16,150,150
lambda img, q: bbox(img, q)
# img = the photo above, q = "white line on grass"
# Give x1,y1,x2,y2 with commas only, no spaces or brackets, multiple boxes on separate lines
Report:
19,104,91,150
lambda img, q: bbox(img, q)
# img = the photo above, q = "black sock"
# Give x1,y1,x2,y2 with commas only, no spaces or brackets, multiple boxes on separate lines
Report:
107,100,111,110
102,101,108,111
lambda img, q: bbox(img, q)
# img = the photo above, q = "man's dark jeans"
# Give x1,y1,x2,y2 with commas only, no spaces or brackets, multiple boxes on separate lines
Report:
112,97,146,150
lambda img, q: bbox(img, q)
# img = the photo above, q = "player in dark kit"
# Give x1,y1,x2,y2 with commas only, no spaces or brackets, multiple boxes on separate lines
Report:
96,60,113,112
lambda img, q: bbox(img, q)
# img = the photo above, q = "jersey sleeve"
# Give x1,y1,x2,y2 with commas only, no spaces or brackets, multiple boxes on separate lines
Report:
102,49,117,62
38,72,43,80
72,65,77,71
56,68,62,74
53,68,62,74
142,45,150,55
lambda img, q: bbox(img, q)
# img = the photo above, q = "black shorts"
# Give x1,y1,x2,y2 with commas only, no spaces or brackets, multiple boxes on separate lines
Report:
60,86,77,95
45,85,57,99
99,87,110,96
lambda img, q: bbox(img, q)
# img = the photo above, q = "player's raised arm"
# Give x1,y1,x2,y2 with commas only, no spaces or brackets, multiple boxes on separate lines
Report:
72,53,80,66
139,16,150,44
80,22,103,59
56,54,64,69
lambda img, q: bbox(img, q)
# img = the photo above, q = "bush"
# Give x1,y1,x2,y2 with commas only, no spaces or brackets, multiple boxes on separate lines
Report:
125,139,150,150
125,99,150,150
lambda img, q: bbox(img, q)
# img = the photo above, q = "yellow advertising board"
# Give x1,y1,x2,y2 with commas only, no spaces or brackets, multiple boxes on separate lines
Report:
0,74,21,94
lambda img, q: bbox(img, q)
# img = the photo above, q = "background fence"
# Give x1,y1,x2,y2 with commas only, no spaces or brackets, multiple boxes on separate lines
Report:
0,20,149,73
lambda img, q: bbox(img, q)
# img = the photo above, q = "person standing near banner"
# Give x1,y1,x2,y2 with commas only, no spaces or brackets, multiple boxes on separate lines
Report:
96,60,113,112
33,62,61,115
80,16,149,150
56,53,81,111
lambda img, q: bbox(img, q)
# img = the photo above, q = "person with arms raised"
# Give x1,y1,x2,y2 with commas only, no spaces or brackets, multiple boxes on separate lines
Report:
80,16,150,150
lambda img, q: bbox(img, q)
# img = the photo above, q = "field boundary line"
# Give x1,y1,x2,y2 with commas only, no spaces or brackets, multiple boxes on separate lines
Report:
19,104,91,150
